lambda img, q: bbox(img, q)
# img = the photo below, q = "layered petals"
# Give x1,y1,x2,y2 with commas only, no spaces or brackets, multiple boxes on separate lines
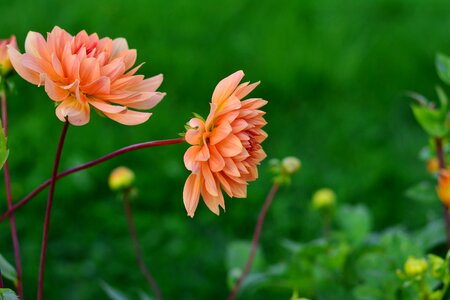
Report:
183,71,268,217
8,26,165,126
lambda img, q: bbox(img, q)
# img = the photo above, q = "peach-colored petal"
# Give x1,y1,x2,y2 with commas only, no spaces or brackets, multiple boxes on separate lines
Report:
212,70,244,105
209,144,225,172
216,134,243,157
7,47,41,84
56,98,90,126
183,173,202,217
234,81,260,99
201,185,220,215
89,99,126,114
103,110,151,126
202,162,218,197
81,76,111,95
44,76,69,101
184,146,202,171
210,121,232,145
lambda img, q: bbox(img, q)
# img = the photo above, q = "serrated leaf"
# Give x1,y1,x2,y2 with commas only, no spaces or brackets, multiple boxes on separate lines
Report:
0,254,17,286
100,281,129,300
436,53,450,85
0,289,19,300
0,122,8,170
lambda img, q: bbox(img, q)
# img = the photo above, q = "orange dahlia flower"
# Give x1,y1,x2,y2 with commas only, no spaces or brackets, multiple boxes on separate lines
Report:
8,26,165,126
183,71,267,217
437,170,450,207
0,35,17,76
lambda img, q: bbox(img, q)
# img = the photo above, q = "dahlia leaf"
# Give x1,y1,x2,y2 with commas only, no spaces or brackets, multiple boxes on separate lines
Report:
436,53,450,85
0,122,8,170
0,253,17,286
0,289,19,300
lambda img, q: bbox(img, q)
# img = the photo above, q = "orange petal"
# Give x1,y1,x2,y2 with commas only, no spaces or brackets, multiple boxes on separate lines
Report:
183,173,202,217
89,99,126,114
45,76,69,101
234,81,260,99
209,144,225,172
210,122,232,145
55,97,90,126
212,70,244,105
201,185,221,215
184,145,201,171
103,109,151,125
202,162,218,196
216,134,243,157
7,47,41,84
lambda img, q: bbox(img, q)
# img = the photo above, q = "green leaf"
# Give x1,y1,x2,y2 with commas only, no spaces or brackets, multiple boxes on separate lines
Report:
436,53,450,85
336,205,371,245
411,103,448,137
436,86,449,111
226,241,265,287
138,291,154,300
100,281,129,300
0,289,19,300
0,254,17,286
0,122,8,170
414,219,446,250
404,181,438,204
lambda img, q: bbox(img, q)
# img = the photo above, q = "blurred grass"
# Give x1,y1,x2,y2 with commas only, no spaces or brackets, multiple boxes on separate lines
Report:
0,0,449,298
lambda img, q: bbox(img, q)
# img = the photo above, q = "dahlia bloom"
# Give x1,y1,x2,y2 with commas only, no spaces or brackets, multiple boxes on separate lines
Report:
8,26,165,126
183,71,267,217
0,35,17,76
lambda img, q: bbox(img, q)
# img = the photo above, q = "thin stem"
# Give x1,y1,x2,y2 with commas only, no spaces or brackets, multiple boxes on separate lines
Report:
0,269,3,288
435,137,450,249
123,190,164,300
1,90,24,299
0,137,185,222
227,182,280,300
37,121,69,300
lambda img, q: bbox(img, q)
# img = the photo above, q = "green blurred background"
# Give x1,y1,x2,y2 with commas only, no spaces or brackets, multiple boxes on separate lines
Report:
0,0,449,298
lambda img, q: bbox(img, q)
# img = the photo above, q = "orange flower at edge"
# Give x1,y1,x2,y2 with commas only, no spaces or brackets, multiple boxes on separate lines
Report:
8,26,165,126
183,70,268,217
0,35,17,76
437,170,450,207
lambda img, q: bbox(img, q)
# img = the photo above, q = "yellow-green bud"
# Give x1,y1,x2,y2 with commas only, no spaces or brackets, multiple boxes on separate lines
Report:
281,156,301,175
312,188,336,209
108,166,135,191
429,254,445,279
404,256,428,277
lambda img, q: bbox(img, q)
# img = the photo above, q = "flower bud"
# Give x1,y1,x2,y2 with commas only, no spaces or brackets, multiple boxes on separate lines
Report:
108,166,135,191
428,254,445,279
426,157,439,174
312,188,336,210
0,36,17,76
404,256,428,277
281,156,301,175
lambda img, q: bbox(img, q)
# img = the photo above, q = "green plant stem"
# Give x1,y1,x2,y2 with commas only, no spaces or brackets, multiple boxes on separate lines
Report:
227,182,280,300
0,269,3,288
122,190,164,300
435,137,450,249
0,137,185,222
1,90,24,299
37,121,69,300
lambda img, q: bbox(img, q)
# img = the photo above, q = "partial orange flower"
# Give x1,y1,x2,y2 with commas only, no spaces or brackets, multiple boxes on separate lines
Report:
183,71,267,217
437,170,450,206
8,26,165,126
0,35,17,76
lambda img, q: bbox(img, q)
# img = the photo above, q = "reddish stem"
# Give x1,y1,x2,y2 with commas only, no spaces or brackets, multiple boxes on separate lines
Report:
1,90,24,299
123,191,164,300
37,121,69,300
0,138,185,222
227,183,280,300
0,269,3,288
435,137,450,249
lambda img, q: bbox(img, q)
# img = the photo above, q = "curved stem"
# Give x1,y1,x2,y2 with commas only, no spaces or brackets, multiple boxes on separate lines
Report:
0,137,185,222
435,137,450,249
123,190,164,300
1,90,24,299
227,182,280,300
37,121,69,300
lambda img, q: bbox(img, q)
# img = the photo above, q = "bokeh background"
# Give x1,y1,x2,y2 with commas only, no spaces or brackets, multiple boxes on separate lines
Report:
0,0,449,299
